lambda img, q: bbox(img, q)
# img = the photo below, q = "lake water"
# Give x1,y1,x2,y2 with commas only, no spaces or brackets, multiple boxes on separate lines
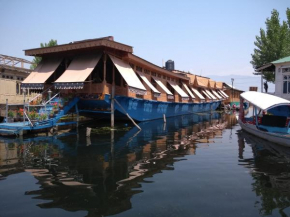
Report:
1,113,290,217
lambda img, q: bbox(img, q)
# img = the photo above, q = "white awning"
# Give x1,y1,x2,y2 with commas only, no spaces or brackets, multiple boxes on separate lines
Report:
21,58,62,89
219,90,229,98
168,81,189,100
54,53,101,89
109,55,146,95
211,90,222,99
152,77,174,99
241,91,290,110
191,88,205,100
182,83,195,98
217,90,227,98
202,90,212,99
205,89,217,100
137,72,161,97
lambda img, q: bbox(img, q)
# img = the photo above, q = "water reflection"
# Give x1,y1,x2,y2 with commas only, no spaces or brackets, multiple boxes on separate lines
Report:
0,112,229,216
237,130,290,216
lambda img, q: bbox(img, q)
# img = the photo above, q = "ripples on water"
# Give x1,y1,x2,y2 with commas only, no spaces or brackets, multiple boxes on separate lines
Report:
1,113,290,217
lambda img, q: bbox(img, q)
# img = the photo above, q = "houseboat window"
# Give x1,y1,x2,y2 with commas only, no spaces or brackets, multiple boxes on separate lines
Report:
21,78,23,80
282,67,290,73
151,72,156,76
16,83,20,94
136,66,143,72
2,75,4,78
144,69,150,74
163,75,166,79
129,63,135,70
283,75,290,94
167,76,170,80
10,76,13,79
157,74,161,78
91,60,103,83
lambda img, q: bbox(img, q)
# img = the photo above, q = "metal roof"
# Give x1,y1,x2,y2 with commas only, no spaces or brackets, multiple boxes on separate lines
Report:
240,91,290,110
272,56,290,64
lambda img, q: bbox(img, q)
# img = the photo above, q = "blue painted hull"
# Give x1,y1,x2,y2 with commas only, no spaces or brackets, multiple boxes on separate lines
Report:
79,94,221,122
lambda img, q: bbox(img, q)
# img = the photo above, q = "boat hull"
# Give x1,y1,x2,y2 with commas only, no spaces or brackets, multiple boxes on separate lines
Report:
79,94,221,122
238,119,290,147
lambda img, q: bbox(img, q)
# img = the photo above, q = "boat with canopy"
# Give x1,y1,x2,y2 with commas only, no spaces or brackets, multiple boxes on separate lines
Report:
238,91,290,147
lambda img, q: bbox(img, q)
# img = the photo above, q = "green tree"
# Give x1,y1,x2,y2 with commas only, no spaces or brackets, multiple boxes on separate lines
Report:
251,8,290,83
30,39,58,70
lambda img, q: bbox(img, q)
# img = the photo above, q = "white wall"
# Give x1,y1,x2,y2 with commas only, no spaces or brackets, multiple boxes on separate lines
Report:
274,62,290,100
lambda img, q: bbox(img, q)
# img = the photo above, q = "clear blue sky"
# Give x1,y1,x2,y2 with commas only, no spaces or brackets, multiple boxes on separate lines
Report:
0,0,289,84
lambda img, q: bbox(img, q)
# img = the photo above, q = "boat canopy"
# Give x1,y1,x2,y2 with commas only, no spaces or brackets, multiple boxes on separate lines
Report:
205,89,216,100
182,83,195,98
240,91,290,110
218,90,229,98
152,77,174,98
191,88,205,100
137,72,161,97
21,58,62,89
211,90,223,99
168,81,189,100
109,55,147,95
54,54,101,89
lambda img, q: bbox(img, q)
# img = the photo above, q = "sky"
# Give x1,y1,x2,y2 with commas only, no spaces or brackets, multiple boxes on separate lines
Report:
0,0,289,91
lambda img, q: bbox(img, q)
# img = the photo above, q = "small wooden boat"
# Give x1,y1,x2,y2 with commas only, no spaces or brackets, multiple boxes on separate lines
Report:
238,91,290,147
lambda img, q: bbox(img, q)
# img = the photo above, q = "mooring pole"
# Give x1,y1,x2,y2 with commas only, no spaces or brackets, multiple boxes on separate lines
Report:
5,99,8,123
75,104,79,128
111,66,115,128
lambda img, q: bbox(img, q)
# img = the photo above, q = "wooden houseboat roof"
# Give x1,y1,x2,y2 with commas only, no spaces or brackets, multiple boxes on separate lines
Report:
196,76,209,88
125,53,189,81
209,80,216,88
216,82,223,89
24,36,133,57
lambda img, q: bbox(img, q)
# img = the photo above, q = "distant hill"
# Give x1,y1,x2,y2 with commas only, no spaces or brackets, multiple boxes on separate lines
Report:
206,74,275,93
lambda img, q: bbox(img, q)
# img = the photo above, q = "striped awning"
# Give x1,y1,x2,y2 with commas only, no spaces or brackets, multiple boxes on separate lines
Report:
168,81,189,100
137,72,161,97
152,77,174,99
191,88,205,100
54,53,101,89
182,83,195,99
21,58,62,89
110,55,147,95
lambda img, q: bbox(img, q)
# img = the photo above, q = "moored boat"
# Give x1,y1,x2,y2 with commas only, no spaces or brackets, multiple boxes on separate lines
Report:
238,91,290,147
18,36,226,122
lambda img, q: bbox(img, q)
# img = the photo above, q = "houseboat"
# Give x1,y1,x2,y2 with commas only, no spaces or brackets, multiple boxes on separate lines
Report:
20,36,226,122
238,91,290,147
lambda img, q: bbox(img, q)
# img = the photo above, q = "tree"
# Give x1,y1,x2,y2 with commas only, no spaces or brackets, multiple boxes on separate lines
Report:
251,8,290,83
30,39,58,70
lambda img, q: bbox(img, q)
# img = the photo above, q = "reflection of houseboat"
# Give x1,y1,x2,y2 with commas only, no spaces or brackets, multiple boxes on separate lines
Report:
20,36,227,121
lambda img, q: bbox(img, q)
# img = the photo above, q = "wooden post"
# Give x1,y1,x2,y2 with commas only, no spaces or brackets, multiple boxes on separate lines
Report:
103,54,107,83
23,99,25,125
5,99,8,123
86,127,91,137
261,72,263,93
75,104,79,128
111,66,115,128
